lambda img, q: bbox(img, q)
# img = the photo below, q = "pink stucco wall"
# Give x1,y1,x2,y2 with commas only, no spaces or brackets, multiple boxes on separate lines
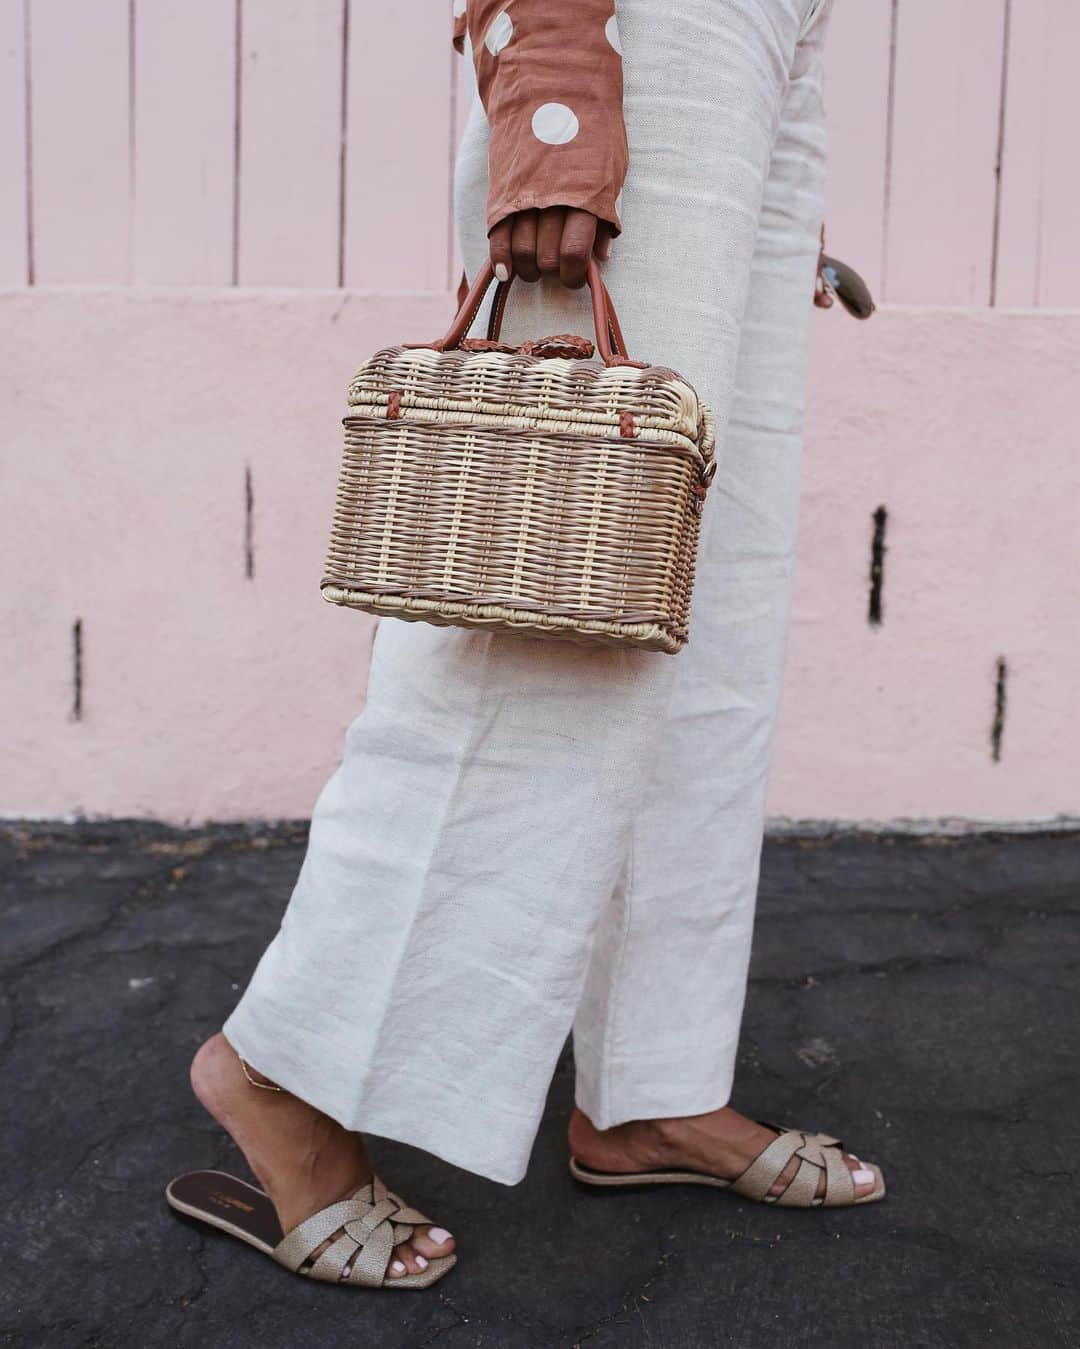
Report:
2,2,1078,824
3,289,1077,825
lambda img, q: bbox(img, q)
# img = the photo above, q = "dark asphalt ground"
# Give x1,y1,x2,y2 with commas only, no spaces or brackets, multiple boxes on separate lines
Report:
0,823,1077,1349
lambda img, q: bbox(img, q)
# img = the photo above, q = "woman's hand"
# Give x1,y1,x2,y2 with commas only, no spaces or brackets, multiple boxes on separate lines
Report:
488,207,613,289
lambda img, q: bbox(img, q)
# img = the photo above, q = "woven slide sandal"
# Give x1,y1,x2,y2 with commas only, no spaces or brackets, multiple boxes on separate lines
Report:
166,1170,456,1288
570,1125,886,1207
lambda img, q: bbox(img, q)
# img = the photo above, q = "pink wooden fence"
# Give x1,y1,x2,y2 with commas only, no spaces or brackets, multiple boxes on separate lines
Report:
3,0,1079,305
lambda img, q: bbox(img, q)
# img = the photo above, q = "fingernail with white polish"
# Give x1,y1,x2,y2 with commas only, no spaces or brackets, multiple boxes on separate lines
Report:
494,263,509,282
853,1168,874,1185
415,1255,429,1270
428,1227,452,1245
391,1260,406,1274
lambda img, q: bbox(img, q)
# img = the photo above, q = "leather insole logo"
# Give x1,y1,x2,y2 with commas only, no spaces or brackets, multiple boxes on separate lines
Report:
208,1190,255,1213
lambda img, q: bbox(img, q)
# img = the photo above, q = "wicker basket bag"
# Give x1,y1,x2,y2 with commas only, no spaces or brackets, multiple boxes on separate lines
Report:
322,259,716,654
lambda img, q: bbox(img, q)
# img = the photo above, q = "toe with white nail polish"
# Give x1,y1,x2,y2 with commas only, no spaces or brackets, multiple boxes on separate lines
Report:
390,1259,406,1275
427,1227,452,1245
852,1167,875,1186
415,1255,429,1270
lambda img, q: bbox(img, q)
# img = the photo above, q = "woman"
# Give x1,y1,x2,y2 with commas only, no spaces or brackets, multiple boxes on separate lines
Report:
167,0,884,1290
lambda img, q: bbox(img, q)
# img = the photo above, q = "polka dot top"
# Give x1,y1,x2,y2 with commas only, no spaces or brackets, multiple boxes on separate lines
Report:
452,0,628,237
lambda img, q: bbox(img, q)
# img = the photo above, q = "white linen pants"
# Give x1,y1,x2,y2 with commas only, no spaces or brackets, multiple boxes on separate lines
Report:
225,0,830,1186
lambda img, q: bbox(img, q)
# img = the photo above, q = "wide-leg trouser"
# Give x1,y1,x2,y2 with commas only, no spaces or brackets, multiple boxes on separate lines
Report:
225,0,830,1186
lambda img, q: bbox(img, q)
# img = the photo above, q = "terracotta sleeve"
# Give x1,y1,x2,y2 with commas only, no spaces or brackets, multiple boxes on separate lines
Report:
453,0,628,237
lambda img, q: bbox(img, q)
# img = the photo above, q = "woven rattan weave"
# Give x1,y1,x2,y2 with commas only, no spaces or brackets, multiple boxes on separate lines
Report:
322,260,716,653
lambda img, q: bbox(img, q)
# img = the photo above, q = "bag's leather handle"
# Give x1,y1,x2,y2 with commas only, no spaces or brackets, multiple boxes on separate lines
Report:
486,271,629,362
432,258,632,366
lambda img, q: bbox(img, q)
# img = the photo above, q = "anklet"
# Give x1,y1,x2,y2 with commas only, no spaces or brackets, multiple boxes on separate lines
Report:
239,1056,284,1093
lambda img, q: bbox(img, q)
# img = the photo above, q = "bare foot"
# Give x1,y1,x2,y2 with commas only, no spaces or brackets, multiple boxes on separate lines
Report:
568,1104,878,1202
190,1032,455,1280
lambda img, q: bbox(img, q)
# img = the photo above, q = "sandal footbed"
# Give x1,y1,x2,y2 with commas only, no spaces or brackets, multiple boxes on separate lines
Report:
569,1152,887,1206
165,1169,457,1288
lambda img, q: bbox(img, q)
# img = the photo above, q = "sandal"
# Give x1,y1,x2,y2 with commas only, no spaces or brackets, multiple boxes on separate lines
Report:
569,1124,886,1207
165,1169,457,1288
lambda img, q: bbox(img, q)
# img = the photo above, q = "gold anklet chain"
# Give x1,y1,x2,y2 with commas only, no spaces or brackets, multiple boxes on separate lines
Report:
239,1055,284,1093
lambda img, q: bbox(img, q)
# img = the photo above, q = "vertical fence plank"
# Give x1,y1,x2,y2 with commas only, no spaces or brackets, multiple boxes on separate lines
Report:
28,0,131,284
990,0,1080,308
884,0,1006,305
453,30,474,157
448,28,478,287
132,0,235,285
821,0,893,298
343,4,453,291
237,0,343,287
993,0,1046,306
0,2,28,284
1034,0,1080,305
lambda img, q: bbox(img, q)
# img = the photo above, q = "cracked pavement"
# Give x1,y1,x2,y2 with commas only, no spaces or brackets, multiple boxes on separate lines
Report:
0,823,1077,1348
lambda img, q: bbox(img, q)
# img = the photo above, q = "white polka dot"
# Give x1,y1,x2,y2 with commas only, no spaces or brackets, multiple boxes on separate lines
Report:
484,10,513,54
605,15,622,53
531,102,580,146
452,0,466,17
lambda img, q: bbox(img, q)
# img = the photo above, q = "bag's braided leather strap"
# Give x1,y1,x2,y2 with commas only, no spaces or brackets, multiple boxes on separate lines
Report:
731,1129,856,1208
273,1176,436,1286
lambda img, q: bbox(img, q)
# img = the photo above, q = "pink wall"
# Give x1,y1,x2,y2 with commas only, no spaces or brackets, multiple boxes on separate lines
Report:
3,291,1076,825
2,1,1078,825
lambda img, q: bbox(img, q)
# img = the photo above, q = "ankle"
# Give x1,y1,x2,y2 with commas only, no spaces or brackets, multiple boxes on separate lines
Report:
189,1033,373,1232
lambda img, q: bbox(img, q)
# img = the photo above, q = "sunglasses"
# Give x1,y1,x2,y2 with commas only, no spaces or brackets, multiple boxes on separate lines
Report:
815,247,875,320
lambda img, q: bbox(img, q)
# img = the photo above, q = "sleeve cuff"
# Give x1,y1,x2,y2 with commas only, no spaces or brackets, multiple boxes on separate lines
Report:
487,189,623,239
